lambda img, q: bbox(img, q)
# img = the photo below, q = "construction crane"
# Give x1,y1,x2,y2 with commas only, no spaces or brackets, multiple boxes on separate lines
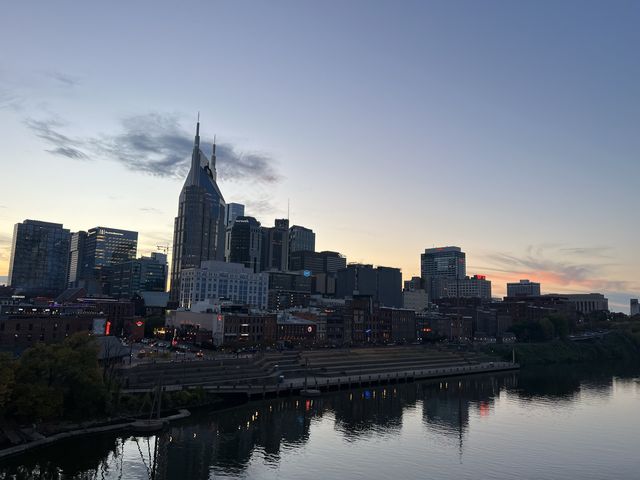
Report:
156,244,170,254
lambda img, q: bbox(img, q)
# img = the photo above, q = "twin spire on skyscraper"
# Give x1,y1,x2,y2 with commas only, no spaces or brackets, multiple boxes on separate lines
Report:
188,114,217,184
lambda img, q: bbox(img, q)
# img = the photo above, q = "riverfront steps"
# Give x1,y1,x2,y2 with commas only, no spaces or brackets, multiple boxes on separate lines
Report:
120,346,517,392
123,361,519,398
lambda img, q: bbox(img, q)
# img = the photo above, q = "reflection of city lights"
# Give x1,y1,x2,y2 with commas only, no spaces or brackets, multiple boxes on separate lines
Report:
349,393,353,401
169,436,173,442
246,421,250,428
305,399,311,411
479,401,490,417
193,433,197,438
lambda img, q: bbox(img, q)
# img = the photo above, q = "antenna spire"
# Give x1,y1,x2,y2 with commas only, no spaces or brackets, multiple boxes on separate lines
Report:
188,114,202,185
210,134,217,182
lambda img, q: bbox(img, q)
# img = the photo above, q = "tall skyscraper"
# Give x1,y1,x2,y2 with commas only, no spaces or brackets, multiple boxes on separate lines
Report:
8,219,70,296
225,203,245,226
225,216,262,273
82,226,138,294
67,230,89,287
170,120,226,302
261,218,289,271
289,225,315,254
421,246,466,300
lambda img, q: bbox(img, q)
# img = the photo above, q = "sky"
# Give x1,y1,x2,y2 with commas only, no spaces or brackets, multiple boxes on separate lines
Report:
0,0,638,312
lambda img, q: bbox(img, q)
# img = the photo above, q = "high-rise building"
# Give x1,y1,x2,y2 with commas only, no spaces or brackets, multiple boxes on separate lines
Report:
260,219,289,271
507,279,541,297
376,266,403,308
84,226,138,271
83,226,138,294
225,216,262,273
67,231,89,287
178,260,268,310
109,252,168,299
421,246,466,300
631,299,639,316
289,250,346,274
8,219,70,297
170,121,226,302
336,264,402,308
289,225,315,254
225,203,245,226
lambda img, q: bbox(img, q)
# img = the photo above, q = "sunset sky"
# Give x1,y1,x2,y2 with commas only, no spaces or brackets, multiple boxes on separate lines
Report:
1,1,638,311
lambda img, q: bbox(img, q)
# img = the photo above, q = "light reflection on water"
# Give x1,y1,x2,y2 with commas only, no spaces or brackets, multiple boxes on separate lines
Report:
2,364,639,480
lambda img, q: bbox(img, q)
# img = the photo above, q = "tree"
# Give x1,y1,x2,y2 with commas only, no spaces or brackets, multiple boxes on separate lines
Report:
10,333,108,421
12,343,64,420
0,353,15,413
548,314,570,339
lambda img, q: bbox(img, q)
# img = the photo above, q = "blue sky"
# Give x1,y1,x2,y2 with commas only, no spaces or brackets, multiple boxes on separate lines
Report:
1,0,638,311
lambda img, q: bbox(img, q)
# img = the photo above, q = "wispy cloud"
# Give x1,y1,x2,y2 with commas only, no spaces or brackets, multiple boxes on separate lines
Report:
24,117,89,160
139,207,164,214
478,244,634,295
0,88,24,110
44,71,81,88
24,113,281,185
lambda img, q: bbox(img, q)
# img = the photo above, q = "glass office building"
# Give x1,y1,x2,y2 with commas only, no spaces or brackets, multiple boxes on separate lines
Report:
8,219,70,296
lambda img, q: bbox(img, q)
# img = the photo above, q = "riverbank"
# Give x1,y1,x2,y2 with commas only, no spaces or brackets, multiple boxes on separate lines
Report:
485,331,640,367
0,409,190,461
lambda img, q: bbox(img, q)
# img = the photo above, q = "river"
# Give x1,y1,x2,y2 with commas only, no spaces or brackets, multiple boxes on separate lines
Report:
1,363,639,479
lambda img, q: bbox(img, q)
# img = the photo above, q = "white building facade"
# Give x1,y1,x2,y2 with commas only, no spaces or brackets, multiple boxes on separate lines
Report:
179,260,268,310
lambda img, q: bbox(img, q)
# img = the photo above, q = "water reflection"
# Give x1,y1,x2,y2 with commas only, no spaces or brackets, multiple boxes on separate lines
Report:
1,363,638,480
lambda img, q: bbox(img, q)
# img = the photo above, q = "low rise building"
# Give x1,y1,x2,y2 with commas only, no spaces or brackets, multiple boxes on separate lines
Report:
277,314,317,344
268,271,312,310
0,304,98,349
561,293,609,314
403,289,429,312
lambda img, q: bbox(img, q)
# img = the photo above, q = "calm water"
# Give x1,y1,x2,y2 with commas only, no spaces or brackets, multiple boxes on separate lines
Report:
2,364,640,480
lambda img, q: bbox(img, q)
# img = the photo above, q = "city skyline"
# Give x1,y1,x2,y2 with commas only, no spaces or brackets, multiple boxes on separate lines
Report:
1,1,638,311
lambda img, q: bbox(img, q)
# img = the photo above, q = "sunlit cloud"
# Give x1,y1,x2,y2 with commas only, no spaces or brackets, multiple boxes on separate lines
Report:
476,244,638,300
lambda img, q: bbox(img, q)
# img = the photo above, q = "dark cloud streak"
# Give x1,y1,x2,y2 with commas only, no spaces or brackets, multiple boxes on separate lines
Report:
25,113,281,185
